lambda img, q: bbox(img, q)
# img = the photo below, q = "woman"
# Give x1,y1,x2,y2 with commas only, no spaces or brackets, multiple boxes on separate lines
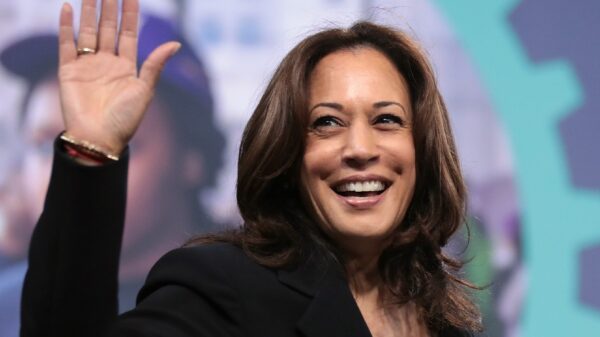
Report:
21,0,481,336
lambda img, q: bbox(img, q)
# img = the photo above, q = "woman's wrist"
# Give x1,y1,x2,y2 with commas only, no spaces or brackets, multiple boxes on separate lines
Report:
59,131,122,166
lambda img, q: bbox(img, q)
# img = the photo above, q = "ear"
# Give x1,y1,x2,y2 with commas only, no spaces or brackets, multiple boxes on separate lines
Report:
181,151,204,186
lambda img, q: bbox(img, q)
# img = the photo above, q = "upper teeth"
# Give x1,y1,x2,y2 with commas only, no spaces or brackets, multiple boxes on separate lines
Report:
335,180,386,193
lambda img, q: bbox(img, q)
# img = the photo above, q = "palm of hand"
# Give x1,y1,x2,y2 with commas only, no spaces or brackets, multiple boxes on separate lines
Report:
60,53,151,153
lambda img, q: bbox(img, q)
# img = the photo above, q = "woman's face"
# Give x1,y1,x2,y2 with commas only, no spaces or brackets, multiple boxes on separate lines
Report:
300,47,416,255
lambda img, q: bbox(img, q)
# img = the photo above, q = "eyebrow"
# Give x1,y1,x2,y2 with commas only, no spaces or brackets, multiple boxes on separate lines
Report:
309,102,343,113
373,101,408,114
309,101,408,115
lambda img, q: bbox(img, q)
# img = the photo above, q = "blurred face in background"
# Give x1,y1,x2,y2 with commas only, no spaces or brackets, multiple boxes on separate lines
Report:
1,77,203,278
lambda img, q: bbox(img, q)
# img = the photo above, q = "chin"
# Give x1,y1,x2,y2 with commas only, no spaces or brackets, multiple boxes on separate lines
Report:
321,217,399,252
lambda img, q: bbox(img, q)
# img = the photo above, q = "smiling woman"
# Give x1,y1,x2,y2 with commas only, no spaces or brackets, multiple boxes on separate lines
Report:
21,0,481,336
194,22,481,336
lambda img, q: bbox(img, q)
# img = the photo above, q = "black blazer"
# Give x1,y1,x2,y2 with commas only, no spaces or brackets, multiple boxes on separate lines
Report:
21,144,469,337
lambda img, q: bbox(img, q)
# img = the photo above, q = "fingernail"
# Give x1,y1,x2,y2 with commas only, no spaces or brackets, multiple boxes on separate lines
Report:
171,42,182,56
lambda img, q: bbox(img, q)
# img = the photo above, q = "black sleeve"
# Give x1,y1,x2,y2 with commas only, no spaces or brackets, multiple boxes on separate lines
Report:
21,139,128,337
21,141,244,337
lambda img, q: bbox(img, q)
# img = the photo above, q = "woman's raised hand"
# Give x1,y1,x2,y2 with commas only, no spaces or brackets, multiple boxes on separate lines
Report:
58,0,180,156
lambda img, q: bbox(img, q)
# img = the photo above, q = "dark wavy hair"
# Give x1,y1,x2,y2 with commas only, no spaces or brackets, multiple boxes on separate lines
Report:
190,21,481,333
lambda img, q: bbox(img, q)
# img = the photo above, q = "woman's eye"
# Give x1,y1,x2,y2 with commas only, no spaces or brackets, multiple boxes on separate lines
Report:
375,114,405,126
311,116,341,128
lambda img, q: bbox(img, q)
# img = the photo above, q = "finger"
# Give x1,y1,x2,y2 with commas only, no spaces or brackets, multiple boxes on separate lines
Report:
98,0,119,52
117,0,139,63
77,0,98,52
139,42,181,88
59,3,77,65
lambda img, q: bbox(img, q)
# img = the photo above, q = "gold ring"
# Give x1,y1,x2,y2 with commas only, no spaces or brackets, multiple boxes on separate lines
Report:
76,47,96,56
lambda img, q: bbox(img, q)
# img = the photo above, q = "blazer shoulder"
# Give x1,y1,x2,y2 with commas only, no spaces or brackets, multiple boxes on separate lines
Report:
118,243,250,337
137,242,260,300
165,242,258,272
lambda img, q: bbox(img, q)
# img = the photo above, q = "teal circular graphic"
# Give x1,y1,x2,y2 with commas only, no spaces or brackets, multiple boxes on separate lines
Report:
434,0,600,336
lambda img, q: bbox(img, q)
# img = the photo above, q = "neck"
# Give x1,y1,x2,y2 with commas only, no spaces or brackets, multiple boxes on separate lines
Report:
344,250,430,337
344,246,382,297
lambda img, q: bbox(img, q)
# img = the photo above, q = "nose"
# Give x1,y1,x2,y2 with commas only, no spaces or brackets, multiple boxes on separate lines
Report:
342,122,379,168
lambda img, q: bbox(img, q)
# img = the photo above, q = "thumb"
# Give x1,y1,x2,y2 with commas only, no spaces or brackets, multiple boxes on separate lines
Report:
139,41,181,88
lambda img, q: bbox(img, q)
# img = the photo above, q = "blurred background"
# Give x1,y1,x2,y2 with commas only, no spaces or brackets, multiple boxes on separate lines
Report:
0,0,598,336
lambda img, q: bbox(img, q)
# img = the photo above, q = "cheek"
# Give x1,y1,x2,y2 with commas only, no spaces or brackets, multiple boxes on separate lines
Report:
383,136,415,174
122,148,177,246
301,141,339,189
127,146,175,211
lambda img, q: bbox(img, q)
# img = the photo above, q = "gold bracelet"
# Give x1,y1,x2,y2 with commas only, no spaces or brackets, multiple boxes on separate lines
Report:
60,132,120,161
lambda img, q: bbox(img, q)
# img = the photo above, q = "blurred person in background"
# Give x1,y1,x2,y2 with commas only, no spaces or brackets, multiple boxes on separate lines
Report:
0,14,225,337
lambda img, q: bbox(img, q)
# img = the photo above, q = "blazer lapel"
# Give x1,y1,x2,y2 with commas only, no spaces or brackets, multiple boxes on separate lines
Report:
278,255,372,337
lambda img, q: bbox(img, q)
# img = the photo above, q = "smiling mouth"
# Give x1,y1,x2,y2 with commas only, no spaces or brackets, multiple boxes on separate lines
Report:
332,180,389,197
